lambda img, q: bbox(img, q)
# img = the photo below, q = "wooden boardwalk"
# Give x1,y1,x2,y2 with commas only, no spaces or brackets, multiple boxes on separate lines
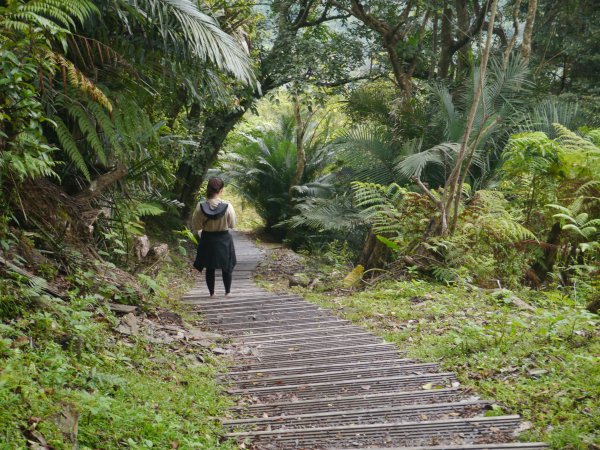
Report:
182,232,547,450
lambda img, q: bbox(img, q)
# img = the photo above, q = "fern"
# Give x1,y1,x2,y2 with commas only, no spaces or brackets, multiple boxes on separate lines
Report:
51,53,113,112
0,0,97,34
554,123,600,154
87,101,122,156
53,116,90,180
65,103,107,165
134,202,165,217
351,182,410,237
472,216,536,243
467,190,536,243
286,195,364,232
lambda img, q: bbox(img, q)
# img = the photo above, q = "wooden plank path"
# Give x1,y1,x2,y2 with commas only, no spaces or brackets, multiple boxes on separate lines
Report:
182,232,547,450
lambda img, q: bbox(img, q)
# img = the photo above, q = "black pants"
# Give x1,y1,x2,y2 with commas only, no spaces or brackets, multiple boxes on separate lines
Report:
205,269,232,295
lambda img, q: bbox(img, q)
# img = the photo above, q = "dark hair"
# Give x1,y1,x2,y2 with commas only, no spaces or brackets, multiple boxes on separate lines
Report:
206,177,224,198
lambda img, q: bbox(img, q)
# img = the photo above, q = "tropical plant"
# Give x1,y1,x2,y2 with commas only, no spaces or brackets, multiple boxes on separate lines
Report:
221,109,335,235
0,41,57,184
0,0,259,274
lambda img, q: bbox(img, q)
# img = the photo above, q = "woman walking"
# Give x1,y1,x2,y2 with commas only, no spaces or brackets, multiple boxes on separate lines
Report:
191,177,237,296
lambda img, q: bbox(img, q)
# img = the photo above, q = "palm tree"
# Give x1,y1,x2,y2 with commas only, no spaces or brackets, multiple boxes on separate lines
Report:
220,111,335,235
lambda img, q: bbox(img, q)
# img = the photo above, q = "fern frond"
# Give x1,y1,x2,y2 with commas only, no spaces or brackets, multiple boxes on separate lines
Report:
87,101,121,156
53,116,90,180
554,123,600,154
476,216,536,242
1,0,97,33
351,182,410,236
51,52,113,112
136,0,256,86
286,196,363,232
64,102,107,165
135,202,165,217
576,180,600,197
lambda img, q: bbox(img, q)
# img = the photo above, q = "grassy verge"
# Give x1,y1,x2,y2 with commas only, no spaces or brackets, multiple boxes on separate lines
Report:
293,280,599,449
0,255,236,449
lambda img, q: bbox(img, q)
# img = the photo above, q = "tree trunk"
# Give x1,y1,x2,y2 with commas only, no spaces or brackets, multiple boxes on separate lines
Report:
503,0,522,66
76,164,128,201
430,10,439,78
173,106,249,218
383,41,413,92
443,0,498,235
455,0,470,79
521,0,538,62
289,98,306,194
528,223,561,285
438,1,454,79
358,229,390,270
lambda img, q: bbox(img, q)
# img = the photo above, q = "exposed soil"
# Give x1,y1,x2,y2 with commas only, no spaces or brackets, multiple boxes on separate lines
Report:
254,243,306,291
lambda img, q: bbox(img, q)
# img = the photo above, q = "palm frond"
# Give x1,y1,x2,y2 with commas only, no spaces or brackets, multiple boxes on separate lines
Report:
396,142,460,179
522,98,583,136
285,195,364,232
133,0,256,86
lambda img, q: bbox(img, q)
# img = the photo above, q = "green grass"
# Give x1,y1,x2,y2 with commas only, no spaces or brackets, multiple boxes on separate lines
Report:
293,279,600,449
0,258,236,449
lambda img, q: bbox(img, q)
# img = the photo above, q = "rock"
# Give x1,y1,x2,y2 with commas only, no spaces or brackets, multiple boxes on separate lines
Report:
147,243,169,260
489,289,536,311
133,235,150,260
587,297,600,314
410,294,434,304
289,273,310,287
513,421,534,435
115,312,140,336
54,402,79,445
146,335,173,344
187,329,224,342
212,347,228,355
184,354,205,367
108,303,138,314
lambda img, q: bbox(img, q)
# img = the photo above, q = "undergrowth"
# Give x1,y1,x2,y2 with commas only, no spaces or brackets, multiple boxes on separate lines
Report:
0,256,235,449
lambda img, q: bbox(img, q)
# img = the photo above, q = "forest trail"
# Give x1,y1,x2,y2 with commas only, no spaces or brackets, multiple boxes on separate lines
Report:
181,232,548,450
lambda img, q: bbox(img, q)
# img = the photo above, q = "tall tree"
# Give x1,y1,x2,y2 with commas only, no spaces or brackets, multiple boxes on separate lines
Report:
328,0,430,92
172,0,368,216
531,0,600,94
521,0,539,63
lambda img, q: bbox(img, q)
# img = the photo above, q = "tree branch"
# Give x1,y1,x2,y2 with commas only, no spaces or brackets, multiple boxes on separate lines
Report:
76,164,128,201
299,11,351,27
450,0,491,52
407,8,431,77
314,73,379,87
412,176,443,209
